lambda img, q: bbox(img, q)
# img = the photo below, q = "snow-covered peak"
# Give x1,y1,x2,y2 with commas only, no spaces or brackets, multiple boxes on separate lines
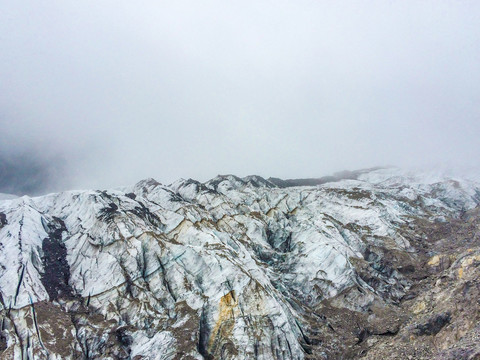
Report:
204,174,246,191
241,175,277,188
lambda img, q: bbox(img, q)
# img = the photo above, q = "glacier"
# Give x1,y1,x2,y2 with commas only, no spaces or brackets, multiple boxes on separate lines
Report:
0,167,479,359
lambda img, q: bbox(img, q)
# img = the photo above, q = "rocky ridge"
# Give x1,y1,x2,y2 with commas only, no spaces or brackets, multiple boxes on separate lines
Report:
0,167,479,359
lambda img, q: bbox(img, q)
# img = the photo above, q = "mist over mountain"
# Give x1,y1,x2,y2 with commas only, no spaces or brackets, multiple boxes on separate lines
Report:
1,2,480,358
1,1,480,194
0,149,67,196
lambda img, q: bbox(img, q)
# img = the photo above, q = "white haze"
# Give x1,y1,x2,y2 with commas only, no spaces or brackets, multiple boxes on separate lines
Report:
1,1,479,194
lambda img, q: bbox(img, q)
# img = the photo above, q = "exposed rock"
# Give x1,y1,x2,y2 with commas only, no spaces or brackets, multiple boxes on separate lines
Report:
414,312,451,336
0,168,479,359
0,212,7,229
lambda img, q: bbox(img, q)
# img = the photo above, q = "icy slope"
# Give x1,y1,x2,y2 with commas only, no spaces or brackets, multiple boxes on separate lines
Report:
0,168,479,359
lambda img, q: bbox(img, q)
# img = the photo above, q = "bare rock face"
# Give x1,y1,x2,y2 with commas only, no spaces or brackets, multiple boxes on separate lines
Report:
0,168,479,359
362,206,480,360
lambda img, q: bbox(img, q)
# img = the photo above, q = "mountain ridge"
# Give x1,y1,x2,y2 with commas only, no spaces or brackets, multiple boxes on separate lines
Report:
0,167,479,359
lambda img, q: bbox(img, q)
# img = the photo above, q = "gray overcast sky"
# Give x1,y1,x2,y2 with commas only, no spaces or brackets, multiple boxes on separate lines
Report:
1,1,480,194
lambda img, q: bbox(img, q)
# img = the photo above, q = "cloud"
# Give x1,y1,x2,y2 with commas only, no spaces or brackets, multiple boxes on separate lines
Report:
1,1,479,194
0,145,66,196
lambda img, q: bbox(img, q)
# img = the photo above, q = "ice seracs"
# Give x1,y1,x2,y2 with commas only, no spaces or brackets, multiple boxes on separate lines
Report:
0,167,479,359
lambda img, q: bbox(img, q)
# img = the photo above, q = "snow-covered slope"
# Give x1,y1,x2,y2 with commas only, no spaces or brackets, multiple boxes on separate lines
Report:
0,168,479,359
